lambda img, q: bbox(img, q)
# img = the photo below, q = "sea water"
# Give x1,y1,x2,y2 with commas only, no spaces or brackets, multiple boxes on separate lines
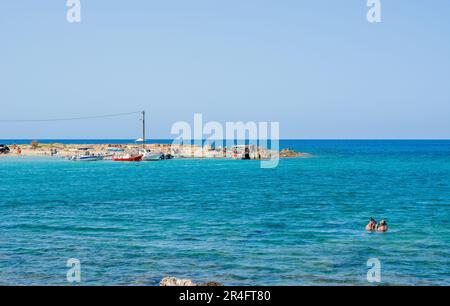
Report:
0,140,449,285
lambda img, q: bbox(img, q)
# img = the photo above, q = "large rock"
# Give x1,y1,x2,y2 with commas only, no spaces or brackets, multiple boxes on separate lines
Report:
160,277,223,286
279,148,311,158
160,277,196,286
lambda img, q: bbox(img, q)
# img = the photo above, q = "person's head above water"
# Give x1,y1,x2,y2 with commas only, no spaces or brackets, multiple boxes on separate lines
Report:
380,220,387,226
366,218,377,231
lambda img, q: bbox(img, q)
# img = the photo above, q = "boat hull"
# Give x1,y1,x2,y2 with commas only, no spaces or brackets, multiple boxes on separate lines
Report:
71,155,104,161
142,154,162,161
112,155,143,162
138,149,162,161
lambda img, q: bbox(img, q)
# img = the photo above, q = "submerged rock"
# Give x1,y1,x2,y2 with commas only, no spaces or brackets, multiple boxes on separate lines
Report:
198,281,223,286
160,277,223,286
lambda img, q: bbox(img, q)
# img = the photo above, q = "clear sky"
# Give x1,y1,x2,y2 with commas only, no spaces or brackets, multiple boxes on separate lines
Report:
0,0,449,139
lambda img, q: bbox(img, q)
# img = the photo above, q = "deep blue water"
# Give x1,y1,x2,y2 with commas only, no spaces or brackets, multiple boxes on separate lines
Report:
0,140,449,285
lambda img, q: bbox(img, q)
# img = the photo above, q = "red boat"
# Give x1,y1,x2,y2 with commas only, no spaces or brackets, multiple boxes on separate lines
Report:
112,154,143,162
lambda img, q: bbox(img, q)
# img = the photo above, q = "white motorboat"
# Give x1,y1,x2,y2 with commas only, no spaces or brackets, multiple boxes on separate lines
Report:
139,149,162,161
70,154,104,161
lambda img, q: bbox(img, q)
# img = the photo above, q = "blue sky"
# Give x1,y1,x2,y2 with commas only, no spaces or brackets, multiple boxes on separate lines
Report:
0,0,449,139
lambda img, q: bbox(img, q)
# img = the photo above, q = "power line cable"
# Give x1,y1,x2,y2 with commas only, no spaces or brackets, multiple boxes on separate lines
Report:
0,111,142,123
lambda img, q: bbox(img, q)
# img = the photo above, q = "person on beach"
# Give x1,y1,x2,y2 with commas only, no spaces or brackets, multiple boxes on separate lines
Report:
377,220,388,232
365,218,377,231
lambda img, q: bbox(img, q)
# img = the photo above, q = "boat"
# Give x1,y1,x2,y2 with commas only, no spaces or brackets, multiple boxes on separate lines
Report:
139,149,162,161
70,154,104,161
161,153,174,160
101,153,114,160
112,154,143,162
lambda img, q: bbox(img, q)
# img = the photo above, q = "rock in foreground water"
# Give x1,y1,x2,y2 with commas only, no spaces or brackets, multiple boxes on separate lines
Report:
160,277,223,286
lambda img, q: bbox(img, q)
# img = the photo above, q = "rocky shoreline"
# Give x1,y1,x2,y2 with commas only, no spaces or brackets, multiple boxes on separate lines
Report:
1,142,310,160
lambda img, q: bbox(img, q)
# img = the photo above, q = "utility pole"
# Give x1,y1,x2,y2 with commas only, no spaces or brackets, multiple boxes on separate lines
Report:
142,110,146,148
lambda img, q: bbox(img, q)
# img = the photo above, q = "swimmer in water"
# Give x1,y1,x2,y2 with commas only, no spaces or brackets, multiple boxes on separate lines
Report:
377,220,388,232
365,217,377,231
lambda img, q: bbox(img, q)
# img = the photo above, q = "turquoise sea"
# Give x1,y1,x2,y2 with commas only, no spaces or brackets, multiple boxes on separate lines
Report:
0,140,449,285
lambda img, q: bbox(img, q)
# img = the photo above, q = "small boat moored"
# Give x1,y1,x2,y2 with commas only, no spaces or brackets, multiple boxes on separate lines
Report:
70,154,104,161
112,154,143,162
69,150,104,161
139,149,162,161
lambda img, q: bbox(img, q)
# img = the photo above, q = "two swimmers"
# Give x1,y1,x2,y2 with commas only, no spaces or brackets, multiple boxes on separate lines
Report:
365,218,388,232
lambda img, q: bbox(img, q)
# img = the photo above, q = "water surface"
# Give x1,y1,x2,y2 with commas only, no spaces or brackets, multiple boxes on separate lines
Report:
0,140,449,285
